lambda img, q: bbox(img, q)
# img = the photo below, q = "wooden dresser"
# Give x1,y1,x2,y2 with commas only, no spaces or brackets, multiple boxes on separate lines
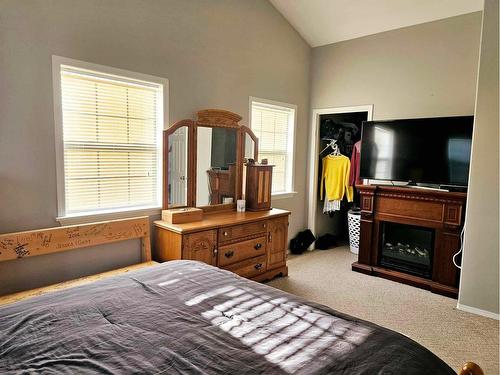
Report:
154,208,290,281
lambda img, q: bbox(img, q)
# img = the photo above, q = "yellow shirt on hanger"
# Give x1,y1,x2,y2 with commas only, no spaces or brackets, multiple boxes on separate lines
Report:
320,154,353,202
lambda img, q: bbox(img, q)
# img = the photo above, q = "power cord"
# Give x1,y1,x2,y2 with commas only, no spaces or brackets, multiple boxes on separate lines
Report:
452,222,466,269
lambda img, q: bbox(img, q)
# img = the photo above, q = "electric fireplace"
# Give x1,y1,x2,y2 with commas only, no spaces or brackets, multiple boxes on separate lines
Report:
352,185,467,298
379,222,434,279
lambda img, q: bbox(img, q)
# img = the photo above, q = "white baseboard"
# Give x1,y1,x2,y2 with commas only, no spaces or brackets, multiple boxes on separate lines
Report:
456,303,500,320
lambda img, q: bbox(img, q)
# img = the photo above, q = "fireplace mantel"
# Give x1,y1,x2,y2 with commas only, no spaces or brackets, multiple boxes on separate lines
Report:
352,185,467,298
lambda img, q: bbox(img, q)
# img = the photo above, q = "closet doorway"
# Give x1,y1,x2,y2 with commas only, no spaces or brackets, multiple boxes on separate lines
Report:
307,105,373,248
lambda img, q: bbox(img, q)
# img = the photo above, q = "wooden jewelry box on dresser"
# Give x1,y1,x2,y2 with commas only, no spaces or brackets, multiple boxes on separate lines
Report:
155,108,290,281
154,209,290,281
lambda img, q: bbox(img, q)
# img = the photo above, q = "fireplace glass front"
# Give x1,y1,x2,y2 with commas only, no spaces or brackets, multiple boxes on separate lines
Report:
380,222,434,278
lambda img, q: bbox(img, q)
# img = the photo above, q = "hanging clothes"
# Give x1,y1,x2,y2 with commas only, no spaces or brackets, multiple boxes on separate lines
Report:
323,198,341,213
320,154,353,202
349,140,362,186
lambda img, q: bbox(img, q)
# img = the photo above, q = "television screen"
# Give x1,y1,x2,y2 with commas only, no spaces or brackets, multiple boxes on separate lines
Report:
360,116,474,186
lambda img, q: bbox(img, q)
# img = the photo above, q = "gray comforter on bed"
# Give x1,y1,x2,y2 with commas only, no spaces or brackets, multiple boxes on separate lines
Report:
0,260,454,374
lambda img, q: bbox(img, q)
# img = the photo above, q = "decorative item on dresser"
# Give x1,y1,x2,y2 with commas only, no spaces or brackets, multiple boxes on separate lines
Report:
352,185,467,298
245,162,273,211
161,207,203,224
159,108,290,281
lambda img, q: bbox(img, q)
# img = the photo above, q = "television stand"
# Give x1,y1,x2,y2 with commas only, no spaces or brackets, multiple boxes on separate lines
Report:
352,185,467,298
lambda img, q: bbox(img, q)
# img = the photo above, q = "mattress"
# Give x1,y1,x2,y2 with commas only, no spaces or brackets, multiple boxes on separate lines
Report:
0,260,454,374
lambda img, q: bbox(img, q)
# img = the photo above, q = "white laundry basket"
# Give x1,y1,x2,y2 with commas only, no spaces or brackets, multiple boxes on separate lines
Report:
347,209,361,255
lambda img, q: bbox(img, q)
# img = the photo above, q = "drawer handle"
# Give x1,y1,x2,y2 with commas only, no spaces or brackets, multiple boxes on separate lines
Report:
254,243,262,250
262,223,266,228
223,231,228,237
254,263,263,270
224,250,234,258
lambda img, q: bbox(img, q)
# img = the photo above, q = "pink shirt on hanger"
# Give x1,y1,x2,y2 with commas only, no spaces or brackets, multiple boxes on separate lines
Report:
349,141,363,186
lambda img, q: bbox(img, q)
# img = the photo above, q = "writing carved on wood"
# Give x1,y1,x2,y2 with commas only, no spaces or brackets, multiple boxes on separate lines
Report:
0,217,149,262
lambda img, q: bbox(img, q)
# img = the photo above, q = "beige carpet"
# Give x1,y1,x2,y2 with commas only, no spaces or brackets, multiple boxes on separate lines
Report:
267,247,499,374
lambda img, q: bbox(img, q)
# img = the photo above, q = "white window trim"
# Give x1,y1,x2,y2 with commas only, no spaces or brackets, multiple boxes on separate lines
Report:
52,55,169,224
57,207,162,226
249,96,297,198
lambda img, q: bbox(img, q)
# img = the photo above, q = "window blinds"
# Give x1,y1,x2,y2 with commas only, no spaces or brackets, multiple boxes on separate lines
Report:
251,103,294,193
60,66,162,215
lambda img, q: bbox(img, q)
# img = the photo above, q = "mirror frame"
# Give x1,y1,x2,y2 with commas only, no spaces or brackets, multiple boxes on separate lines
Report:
162,109,258,211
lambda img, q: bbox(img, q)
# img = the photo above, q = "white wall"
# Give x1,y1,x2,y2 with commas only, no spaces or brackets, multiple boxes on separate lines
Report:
310,12,482,119
458,0,499,317
0,0,310,293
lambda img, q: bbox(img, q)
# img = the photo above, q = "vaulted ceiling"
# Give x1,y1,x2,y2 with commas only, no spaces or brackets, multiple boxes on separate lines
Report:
269,0,484,47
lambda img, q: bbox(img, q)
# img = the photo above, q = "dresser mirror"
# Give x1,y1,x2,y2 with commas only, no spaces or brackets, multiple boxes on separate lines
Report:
162,110,258,211
166,125,189,208
244,133,257,161
196,127,237,206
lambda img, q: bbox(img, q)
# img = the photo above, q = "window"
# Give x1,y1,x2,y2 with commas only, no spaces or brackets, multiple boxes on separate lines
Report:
53,57,167,222
250,97,296,196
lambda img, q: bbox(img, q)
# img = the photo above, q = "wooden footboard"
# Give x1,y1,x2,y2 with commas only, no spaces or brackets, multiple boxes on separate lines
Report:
0,216,154,303
0,216,151,263
458,362,484,375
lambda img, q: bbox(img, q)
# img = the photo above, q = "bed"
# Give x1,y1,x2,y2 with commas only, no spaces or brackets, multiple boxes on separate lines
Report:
0,218,481,374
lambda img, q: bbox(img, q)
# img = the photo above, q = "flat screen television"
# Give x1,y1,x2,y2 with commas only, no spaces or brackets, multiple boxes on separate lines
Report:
360,116,474,187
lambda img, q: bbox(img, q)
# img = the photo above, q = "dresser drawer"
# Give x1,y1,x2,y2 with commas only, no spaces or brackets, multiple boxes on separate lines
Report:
219,221,267,243
223,255,267,278
218,236,266,267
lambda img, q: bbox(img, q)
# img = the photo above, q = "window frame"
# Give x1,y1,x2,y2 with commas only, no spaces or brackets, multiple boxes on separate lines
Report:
52,56,168,225
249,96,297,199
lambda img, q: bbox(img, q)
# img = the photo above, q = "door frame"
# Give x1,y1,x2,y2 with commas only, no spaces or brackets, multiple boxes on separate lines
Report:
307,105,373,245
